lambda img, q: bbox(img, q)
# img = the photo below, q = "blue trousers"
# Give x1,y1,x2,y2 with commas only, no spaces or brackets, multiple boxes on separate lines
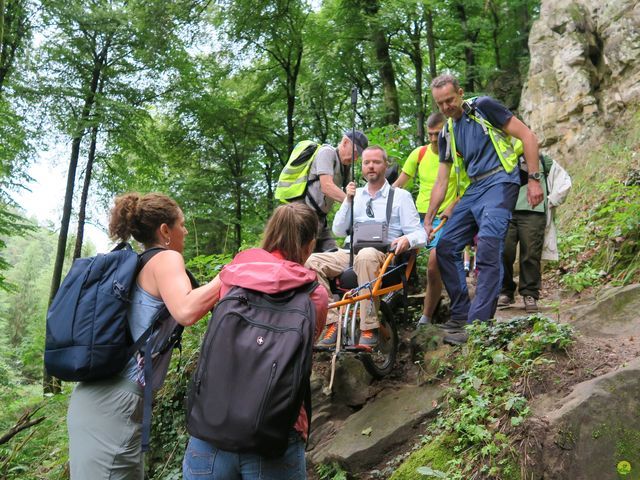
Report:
436,182,519,323
182,432,306,480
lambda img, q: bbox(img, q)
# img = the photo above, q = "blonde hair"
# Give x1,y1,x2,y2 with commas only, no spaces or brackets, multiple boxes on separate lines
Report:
261,203,318,265
109,192,181,245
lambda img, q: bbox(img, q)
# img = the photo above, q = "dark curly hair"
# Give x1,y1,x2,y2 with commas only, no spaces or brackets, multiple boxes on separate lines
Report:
108,192,181,246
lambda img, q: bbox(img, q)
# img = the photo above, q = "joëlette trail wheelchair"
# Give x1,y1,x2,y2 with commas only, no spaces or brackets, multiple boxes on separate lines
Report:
315,248,417,389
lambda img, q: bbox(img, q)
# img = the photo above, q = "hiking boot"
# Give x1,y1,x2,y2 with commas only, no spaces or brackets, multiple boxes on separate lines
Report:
443,330,468,345
358,329,378,347
497,294,514,307
437,318,467,332
317,323,338,347
523,296,539,313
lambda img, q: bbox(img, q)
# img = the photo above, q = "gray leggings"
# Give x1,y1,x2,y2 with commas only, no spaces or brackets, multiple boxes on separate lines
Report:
67,377,143,480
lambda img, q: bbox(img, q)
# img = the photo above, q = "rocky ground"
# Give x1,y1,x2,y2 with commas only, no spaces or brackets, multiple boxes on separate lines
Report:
305,272,640,479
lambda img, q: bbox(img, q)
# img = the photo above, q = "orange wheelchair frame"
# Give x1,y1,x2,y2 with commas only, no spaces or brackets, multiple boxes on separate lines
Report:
320,249,416,391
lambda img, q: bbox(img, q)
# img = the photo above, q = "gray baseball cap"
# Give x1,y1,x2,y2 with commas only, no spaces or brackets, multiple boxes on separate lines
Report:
344,130,369,155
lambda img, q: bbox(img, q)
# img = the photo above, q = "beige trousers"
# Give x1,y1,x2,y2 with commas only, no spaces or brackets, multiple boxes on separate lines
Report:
305,247,386,330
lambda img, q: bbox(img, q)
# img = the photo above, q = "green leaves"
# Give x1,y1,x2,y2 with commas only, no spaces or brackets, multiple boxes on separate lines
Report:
429,315,574,478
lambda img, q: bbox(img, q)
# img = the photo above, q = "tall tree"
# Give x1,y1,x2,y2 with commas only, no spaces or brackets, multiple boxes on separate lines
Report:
0,0,29,94
39,0,204,392
358,0,400,125
214,0,310,156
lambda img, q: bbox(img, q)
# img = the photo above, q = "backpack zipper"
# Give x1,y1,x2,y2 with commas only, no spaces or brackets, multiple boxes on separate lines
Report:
255,362,278,429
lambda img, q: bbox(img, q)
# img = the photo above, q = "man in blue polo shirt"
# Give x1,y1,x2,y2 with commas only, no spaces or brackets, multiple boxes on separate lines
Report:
424,74,543,344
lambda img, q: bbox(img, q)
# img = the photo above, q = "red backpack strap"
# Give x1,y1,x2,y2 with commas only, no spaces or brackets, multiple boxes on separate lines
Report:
417,145,429,164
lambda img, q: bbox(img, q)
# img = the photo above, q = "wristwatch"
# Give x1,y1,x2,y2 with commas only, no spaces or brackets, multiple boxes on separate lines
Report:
528,171,542,181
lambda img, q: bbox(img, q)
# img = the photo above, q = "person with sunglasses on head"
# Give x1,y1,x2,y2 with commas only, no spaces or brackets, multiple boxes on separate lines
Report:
393,112,467,327
306,145,427,347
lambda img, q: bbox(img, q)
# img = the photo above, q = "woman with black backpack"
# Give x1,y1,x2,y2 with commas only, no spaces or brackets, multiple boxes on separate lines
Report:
67,192,222,480
182,202,328,480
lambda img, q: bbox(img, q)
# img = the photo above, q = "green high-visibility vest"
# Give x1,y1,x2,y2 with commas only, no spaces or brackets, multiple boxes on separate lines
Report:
443,97,520,193
274,140,321,202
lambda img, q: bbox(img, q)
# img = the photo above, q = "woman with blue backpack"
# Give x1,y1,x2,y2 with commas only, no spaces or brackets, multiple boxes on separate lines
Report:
182,202,328,480
67,192,222,479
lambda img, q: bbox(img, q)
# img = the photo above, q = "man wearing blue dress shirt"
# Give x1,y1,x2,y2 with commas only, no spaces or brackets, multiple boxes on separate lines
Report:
306,145,427,347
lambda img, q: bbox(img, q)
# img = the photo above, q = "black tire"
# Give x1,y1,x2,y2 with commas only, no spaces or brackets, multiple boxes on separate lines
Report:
359,300,398,379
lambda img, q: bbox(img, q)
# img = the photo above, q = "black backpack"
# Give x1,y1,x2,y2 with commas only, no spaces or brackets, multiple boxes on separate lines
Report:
186,282,318,457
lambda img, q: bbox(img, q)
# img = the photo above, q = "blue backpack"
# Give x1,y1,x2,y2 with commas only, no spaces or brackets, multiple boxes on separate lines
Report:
45,242,197,451
45,243,166,381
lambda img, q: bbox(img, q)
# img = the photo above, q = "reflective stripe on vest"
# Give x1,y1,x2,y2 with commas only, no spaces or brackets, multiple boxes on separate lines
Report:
274,141,321,202
444,98,520,193
443,122,470,197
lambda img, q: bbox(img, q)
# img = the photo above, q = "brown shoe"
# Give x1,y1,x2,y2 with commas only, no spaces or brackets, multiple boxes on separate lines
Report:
523,296,539,313
497,294,514,307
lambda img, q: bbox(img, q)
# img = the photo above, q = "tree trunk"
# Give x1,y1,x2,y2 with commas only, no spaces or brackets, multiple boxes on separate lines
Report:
43,133,82,394
44,39,109,393
410,19,425,145
363,0,399,125
0,0,5,51
371,28,399,125
234,177,241,252
73,124,98,259
489,1,502,70
286,47,303,156
425,7,437,111
455,2,479,92
0,0,28,94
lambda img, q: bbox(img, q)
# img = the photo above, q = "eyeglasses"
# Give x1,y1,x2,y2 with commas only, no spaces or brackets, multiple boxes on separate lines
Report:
366,198,374,218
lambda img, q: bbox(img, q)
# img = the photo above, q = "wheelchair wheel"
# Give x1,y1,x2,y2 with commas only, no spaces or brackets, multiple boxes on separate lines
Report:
359,300,398,379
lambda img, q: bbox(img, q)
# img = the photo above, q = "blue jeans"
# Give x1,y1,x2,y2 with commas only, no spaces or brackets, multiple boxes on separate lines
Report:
182,432,306,480
436,182,519,323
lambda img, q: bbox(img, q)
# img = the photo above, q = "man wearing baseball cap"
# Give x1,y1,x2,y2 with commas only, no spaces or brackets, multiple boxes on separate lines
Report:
288,130,368,252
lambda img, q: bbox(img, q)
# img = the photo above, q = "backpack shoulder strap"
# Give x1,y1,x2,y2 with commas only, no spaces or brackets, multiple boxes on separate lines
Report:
138,247,166,270
138,265,200,452
417,145,429,164
386,187,395,224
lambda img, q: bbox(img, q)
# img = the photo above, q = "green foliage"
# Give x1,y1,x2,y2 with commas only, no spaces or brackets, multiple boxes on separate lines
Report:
555,112,640,290
0,221,62,381
0,387,71,480
394,315,573,479
366,125,414,165
316,461,349,480
186,253,234,283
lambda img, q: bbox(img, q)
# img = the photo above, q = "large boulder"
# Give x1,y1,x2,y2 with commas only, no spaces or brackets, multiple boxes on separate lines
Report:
520,0,640,157
565,284,640,337
530,357,640,479
309,385,444,472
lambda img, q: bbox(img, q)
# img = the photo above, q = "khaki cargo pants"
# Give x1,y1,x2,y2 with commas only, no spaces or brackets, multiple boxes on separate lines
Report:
305,247,386,330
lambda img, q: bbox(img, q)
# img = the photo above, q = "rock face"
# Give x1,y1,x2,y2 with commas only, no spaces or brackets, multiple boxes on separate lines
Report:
309,385,444,472
565,284,640,338
528,283,640,479
531,358,640,479
520,0,640,156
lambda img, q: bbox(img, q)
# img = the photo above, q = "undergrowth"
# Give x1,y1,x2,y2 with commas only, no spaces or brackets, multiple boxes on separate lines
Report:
554,110,640,291
392,315,574,480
